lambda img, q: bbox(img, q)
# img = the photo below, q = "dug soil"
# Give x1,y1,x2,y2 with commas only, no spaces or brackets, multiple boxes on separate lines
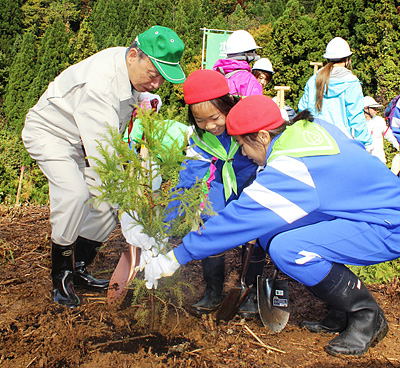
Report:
1,205,400,368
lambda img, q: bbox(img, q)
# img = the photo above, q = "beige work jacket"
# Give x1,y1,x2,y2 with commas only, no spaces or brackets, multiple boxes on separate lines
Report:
23,47,140,171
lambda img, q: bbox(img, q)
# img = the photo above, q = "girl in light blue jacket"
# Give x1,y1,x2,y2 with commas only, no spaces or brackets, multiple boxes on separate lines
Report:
298,37,372,147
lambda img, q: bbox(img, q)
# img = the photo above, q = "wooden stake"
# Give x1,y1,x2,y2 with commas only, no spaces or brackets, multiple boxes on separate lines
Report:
15,166,25,206
310,61,323,75
274,86,291,108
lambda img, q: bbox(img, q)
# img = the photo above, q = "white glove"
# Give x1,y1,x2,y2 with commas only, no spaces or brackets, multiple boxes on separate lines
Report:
365,144,373,154
120,212,165,253
144,250,180,289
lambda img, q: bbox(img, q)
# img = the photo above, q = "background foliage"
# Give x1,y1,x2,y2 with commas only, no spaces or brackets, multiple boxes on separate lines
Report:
1,0,399,283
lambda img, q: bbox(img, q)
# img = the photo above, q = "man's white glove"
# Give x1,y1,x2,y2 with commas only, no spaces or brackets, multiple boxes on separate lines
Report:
144,250,180,289
120,212,164,253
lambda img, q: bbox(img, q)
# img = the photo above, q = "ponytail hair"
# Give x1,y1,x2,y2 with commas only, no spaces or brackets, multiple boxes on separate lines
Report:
315,56,351,112
292,109,314,123
315,62,334,112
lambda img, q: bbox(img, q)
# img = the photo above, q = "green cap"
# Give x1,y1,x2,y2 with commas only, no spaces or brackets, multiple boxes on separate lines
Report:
137,26,185,84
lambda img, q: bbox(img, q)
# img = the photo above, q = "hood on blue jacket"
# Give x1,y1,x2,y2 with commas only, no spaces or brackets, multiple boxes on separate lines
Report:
323,67,360,98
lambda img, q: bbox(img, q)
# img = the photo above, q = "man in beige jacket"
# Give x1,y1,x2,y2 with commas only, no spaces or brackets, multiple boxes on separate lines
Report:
22,25,185,308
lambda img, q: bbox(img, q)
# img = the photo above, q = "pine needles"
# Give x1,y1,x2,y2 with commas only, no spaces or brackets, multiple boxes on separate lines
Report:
92,106,213,327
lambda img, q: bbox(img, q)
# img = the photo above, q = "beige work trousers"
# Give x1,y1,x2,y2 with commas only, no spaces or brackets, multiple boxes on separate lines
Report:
22,123,117,246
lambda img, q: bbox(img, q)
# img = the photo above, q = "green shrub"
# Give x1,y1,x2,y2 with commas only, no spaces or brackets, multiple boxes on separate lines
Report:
0,124,48,205
350,259,400,285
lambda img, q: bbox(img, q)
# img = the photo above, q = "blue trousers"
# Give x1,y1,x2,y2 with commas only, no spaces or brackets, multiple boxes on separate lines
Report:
268,219,400,286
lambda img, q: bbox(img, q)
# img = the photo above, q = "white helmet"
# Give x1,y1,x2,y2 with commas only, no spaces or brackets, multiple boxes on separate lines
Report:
226,30,261,54
364,96,383,108
323,37,352,60
252,58,274,74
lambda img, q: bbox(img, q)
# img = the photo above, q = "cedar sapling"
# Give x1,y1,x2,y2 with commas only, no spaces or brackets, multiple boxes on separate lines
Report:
92,107,214,328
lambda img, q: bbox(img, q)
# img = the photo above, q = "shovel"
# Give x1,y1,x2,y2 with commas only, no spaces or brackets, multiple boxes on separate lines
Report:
107,135,149,306
215,241,255,322
257,268,290,332
107,245,141,305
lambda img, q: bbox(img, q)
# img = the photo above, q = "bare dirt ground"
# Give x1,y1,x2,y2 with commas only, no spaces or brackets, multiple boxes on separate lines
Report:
1,205,400,368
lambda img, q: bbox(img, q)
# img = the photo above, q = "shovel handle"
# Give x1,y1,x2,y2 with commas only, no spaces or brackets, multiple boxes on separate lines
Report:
272,267,278,281
240,240,256,289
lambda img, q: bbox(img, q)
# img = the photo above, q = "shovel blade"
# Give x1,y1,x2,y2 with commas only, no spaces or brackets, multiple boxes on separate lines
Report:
215,286,250,322
216,242,255,322
215,288,241,321
107,245,141,306
257,275,290,332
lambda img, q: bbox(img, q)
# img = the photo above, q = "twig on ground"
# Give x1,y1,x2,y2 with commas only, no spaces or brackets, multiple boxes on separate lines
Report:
0,278,19,286
186,348,203,355
243,324,286,354
35,264,50,271
25,356,37,368
89,334,154,352
383,356,398,367
85,298,107,302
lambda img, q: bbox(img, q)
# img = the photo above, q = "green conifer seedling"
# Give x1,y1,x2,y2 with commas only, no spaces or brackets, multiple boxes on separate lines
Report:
92,107,214,327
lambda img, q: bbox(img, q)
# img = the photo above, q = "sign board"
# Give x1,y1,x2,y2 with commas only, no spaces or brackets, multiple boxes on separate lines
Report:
201,28,233,70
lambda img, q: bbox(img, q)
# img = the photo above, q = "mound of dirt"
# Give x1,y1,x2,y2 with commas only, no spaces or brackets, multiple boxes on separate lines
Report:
1,205,400,367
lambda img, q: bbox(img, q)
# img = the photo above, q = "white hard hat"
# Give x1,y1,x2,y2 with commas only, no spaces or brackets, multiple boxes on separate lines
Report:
252,58,274,74
364,96,383,108
323,37,352,60
226,30,261,54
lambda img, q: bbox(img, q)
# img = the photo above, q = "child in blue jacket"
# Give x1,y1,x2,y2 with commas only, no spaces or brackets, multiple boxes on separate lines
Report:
164,69,260,316
146,95,400,357
298,37,372,148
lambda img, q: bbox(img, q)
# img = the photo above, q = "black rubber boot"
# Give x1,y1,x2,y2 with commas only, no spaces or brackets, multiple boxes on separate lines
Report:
301,309,347,333
238,244,266,319
73,236,109,290
51,242,80,308
191,255,225,314
309,263,388,356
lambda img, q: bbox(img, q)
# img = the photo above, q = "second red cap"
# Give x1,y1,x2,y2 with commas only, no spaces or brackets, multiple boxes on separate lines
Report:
226,95,285,135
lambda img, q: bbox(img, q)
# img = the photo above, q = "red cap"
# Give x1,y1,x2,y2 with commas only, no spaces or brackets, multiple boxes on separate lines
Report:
183,69,229,104
226,95,285,135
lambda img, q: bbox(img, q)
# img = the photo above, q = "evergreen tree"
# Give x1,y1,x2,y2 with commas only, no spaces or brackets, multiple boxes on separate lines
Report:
172,0,205,52
25,20,72,113
0,0,23,60
313,0,364,47
265,0,318,106
21,0,78,37
172,0,207,66
210,0,240,16
0,0,23,99
246,0,287,21
252,23,274,61
21,0,52,35
353,0,400,102
3,32,38,133
90,0,137,49
124,0,174,43
44,0,79,32
69,17,98,64
245,0,277,24
226,3,260,30
269,0,288,19
299,0,319,14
